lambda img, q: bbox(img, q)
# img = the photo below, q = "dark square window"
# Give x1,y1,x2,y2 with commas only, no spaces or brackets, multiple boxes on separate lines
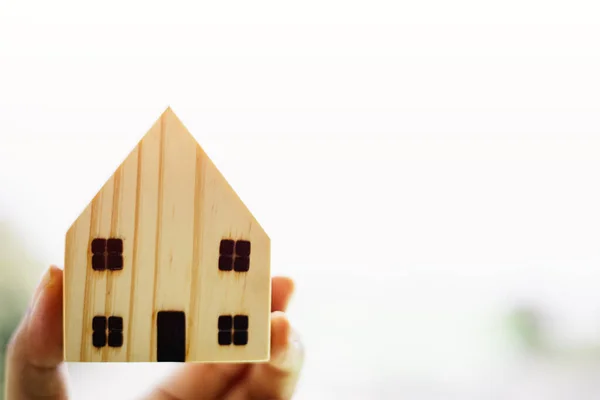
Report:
218,331,232,345
92,316,107,331
233,331,248,346
235,240,251,257
220,239,235,256
92,331,107,348
107,254,123,270
108,331,123,347
218,255,233,271
92,254,106,271
107,238,123,253
218,315,233,330
108,316,123,331
91,238,106,254
233,315,248,330
234,256,249,272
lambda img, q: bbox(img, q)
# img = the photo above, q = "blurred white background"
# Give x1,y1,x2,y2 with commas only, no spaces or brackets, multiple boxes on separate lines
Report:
2,0,600,398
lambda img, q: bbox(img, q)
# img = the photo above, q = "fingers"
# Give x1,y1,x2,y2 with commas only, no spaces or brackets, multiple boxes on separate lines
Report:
271,276,294,312
146,276,295,400
143,363,248,400
5,265,68,399
232,312,304,400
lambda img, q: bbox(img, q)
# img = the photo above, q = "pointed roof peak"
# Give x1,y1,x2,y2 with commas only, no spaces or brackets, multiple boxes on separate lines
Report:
161,105,177,118
157,106,196,142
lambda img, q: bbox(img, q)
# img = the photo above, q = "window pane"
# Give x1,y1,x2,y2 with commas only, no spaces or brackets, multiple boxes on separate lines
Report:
92,254,106,271
92,331,107,348
107,238,123,254
233,331,248,346
235,240,251,257
108,316,123,331
234,256,250,272
92,316,106,331
233,315,249,330
107,254,123,270
219,239,235,256
218,255,233,271
218,315,233,330
91,238,106,254
108,331,123,347
218,331,232,346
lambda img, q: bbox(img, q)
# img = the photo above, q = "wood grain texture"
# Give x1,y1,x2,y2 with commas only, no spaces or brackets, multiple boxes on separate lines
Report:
64,108,271,362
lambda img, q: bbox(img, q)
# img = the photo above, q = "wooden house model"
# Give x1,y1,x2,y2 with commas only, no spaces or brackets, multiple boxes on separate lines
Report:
63,108,271,363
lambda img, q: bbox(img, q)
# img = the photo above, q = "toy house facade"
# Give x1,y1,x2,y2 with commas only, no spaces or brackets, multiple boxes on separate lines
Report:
63,108,271,362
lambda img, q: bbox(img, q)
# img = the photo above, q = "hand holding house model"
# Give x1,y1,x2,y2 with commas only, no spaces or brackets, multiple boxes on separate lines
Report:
63,108,271,363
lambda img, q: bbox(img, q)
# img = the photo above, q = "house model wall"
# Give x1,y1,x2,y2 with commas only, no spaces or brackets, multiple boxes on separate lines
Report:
63,108,271,363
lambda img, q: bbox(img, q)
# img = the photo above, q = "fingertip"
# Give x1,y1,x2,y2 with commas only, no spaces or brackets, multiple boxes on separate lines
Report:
271,276,295,312
269,312,304,372
273,276,295,295
49,264,64,277
271,311,291,350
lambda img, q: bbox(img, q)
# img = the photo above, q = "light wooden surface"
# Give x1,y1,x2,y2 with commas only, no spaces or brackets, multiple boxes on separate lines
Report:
64,108,271,362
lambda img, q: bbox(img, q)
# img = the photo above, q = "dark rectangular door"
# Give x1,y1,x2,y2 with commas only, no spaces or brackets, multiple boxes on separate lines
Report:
157,311,186,362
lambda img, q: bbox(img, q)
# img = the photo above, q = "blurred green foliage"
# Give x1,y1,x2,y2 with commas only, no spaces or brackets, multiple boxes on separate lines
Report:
0,289,25,399
0,221,41,400
508,306,544,352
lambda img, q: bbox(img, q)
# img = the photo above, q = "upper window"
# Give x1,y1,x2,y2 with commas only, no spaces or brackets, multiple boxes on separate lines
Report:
218,239,251,272
91,238,123,271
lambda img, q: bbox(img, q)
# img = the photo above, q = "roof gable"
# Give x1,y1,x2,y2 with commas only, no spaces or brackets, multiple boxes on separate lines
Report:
67,107,266,237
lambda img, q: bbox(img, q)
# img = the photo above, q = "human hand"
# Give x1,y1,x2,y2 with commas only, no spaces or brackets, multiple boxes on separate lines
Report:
5,265,304,399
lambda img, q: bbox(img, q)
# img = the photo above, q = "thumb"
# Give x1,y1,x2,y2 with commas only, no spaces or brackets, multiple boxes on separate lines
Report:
5,265,68,399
